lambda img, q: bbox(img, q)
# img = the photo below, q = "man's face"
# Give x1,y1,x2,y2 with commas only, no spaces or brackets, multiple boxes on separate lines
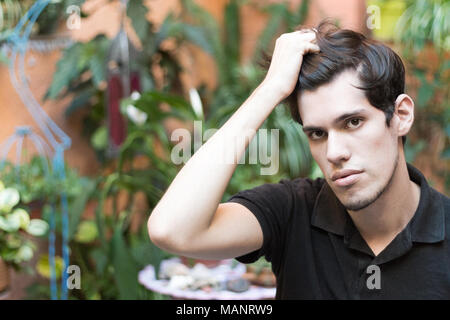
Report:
298,70,400,211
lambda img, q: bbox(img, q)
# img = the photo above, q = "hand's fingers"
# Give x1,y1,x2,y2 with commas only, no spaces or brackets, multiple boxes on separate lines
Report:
293,30,317,43
290,30,320,51
295,28,315,33
302,43,320,54
278,29,316,42
294,29,316,36
293,30,315,37
302,31,318,45
274,31,319,55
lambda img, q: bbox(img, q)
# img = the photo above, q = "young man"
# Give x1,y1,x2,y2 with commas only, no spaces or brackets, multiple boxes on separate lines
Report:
148,22,450,299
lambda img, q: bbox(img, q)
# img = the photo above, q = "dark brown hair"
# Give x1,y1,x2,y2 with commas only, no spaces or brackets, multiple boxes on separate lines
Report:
284,20,406,143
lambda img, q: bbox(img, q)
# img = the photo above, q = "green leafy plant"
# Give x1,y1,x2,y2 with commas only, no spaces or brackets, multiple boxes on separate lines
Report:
38,0,316,300
0,182,48,270
45,34,110,162
0,0,87,65
0,155,86,206
393,0,449,192
0,0,85,38
395,0,449,53
46,1,187,164
25,89,193,299
37,1,199,299
74,91,197,299
0,0,23,42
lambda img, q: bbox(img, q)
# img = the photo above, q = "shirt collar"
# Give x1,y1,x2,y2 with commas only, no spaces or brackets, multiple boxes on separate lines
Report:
310,163,446,244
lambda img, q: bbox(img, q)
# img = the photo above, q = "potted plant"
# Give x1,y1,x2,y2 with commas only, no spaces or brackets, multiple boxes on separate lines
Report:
0,181,49,294
0,155,86,219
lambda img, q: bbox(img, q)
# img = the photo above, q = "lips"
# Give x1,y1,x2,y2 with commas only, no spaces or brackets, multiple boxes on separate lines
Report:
331,169,363,187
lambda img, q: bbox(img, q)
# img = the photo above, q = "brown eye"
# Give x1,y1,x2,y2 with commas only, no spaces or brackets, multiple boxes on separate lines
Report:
347,118,362,129
310,130,325,140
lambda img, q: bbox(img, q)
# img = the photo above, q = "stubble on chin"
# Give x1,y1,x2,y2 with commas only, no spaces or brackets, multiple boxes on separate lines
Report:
340,154,399,212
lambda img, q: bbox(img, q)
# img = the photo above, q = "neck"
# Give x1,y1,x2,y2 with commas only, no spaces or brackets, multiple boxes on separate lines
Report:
348,157,421,251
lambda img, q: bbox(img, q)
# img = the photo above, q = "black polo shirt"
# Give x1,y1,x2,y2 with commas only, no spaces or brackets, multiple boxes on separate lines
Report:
227,164,450,299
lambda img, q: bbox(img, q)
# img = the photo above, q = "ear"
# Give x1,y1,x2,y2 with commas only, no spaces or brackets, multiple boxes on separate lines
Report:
393,94,414,137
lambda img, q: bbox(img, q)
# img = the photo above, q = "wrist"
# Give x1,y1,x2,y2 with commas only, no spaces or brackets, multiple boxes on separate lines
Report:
256,80,287,106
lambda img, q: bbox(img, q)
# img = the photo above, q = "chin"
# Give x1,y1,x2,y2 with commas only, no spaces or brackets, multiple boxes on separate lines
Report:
338,184,386,211
342,197,376,211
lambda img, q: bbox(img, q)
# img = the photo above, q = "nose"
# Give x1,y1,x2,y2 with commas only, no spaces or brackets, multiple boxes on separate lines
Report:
326,131,350,165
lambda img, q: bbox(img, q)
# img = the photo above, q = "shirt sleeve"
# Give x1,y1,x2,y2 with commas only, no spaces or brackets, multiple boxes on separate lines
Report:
226,179,294,265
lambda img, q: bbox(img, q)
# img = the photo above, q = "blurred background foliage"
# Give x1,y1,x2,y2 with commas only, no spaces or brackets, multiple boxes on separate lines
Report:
393,0,449,190
0,0,86,39
18,0,316,300
0,0,447,299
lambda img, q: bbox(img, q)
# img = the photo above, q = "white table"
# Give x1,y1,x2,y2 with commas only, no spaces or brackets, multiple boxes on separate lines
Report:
138,258,276,300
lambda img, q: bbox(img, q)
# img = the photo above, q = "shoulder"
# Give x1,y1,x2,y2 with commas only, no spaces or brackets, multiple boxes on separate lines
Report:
438,190,450,207
437,189,450,222
289,176,326,194
259,176,327,216
227,176,326,210
287,176,326,204
429,187,450,239
431,187,450,214
246,176,325,199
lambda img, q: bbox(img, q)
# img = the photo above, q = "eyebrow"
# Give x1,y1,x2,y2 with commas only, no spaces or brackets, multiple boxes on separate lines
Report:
302,108,367,133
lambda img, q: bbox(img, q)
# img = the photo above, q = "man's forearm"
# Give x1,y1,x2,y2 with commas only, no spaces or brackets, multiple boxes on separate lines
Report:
148,82,282,249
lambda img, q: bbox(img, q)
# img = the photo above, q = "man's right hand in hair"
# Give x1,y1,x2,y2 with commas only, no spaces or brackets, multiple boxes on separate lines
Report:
262,30,320,101
148,29,318,261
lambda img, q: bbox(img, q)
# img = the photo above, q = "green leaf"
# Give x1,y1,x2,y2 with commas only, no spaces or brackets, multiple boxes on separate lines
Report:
127,0,150,42
68,178,97,240
180,0,221,56
46,43,83,99
0,214,19,232
89,54,106,87
154,14,179,48
74,220,98,243
181,0,220,36
0,187,20,212
134,90,195,122
178,24,215,56
64,87,96,118
36,254,64,279
252,6,284,63
78,42,96,71
90,248,109,276
26,219,49,237
111,226,139,299
91,126,108,150
140,71,155,92
12,208,30,229
224,0,240,68
292,0,310,29
130,236,168,277
94,173,119,251
15,244,34,263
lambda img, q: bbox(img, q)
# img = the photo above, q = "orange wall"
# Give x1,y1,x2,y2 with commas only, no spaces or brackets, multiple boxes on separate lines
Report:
0,50,101,175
